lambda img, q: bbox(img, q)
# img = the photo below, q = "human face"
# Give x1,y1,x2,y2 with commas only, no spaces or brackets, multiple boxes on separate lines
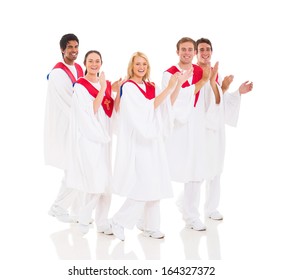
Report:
85,52,102,76
197,43,212,66
177,41,195,67
62,40,79,65
132,56,147,81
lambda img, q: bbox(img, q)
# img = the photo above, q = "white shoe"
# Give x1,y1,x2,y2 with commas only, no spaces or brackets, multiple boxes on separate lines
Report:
186,219,207,231
74,217,94,224
136,223,144,232
208,211,223,220
78,224,89,235
143,230,165,239
111,220,125,241
48,205,76,223
97,224,113,235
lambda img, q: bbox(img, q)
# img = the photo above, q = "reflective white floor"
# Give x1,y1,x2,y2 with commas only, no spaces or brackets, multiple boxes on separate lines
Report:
36,166,281,280
44,153,282,267
2,122,282,280
1,137,279,280
47,190,223,261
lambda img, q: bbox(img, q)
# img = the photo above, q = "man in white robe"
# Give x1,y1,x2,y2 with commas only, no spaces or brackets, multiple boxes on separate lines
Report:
196,38,253,221
44,33,83,223
162,37,217,231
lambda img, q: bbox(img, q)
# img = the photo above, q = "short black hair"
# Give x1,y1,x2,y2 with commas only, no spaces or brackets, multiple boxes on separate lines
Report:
59,33,79,51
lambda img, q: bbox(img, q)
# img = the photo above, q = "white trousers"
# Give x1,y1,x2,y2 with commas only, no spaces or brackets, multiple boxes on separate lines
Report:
183,175,221,222
53,171,82,216
205,174,221,216
183,181,203,223
79,193,111,229
113,199,160,231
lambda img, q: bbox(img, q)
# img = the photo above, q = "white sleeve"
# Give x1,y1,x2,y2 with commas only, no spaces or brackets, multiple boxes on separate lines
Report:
217,73,241,127
161,71,171,90
204,82,222,131
173,84,196,124
224,90,241,127
120,83,160,139
48,69,73,117
155,85,174,138
162,71,195,124
72,84,110,143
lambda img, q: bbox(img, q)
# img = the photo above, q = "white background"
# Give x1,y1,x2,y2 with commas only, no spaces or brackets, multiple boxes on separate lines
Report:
1,0,282,279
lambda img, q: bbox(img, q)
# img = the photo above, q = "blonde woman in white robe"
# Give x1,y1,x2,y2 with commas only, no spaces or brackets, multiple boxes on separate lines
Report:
66,50,116,235
111,52,191,241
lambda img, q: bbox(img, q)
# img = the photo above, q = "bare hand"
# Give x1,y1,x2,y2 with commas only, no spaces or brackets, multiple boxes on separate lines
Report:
111,79,120,92
221,75,234,93
239,81,253,94
99,71,107,90
178,67,193,86
210,61,219,83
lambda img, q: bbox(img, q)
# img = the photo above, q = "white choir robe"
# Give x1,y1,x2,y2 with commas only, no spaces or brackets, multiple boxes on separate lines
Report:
205,75,241,181
163,68,241,220
44,64,78,170
162,68,218,183
204,76,241,215
65,82,113,226
112,82,173,202
66,82,112,194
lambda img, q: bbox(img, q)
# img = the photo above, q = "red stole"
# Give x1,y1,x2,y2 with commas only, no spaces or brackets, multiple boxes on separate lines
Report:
76,78,114,118
122,80,156,100
166,65,203,107
49,62,84,83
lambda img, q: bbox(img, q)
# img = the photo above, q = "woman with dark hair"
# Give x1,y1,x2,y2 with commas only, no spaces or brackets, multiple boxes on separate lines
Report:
66,50,115,235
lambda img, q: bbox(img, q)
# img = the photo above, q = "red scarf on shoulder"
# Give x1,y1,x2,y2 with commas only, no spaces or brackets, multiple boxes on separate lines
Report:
166,65,203,107
76,77,114,118
48,62,84,83
121,80,155,100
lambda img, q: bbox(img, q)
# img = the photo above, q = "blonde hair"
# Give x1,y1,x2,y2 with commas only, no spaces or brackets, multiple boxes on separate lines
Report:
127,51,151,81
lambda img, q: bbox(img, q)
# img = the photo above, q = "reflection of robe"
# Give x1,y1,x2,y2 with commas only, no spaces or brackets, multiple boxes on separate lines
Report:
66,79,112,194
44,62,83,170
162,64,219,182
112,81,173,201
